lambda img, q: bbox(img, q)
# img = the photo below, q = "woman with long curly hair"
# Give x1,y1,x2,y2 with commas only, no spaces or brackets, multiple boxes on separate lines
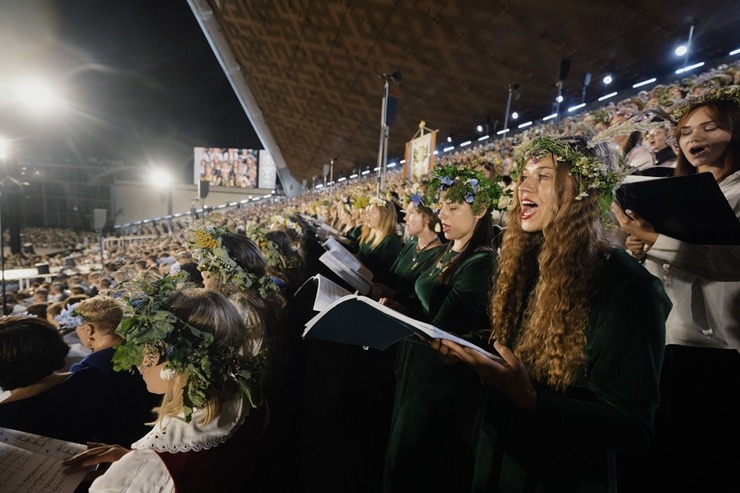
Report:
439,135,671,492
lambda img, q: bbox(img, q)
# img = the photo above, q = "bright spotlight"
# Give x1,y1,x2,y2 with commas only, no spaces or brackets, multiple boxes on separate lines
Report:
602,74,613,85
511,112,519,120
675,45,688,56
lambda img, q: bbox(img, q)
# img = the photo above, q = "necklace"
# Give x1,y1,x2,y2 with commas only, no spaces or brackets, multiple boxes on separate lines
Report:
428,249,457,277
411,237,441,269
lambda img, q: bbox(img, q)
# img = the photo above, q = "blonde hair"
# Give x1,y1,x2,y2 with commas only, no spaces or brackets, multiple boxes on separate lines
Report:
361,202,398,249
74,296,124,335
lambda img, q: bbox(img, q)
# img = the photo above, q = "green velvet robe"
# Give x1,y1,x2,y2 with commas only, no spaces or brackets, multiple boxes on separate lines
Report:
471,249,670,493
357,234,403,285
387,237,444,303
384,248,496,493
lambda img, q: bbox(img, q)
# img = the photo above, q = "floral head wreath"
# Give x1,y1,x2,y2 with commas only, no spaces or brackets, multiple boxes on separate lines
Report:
661,85,740,123
270,214,303,237
513,132,634,214
405,182,426,208
54,302,83,332
184,224,280,299
368,195,387,208
110,273,265,423
247,226,300,270
426,165,511,216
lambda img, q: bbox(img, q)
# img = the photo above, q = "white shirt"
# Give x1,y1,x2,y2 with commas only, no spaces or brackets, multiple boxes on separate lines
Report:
89,398,246,493
643,170,740,350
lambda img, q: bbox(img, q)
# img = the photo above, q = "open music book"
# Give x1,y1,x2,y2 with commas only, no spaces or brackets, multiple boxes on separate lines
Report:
294,273,353,312
0,427,90,493
317,223,354,246
301,294,498,359
318,237,374,295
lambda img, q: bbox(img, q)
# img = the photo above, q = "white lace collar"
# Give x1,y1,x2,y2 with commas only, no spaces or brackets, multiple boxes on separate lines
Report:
132,397,246,453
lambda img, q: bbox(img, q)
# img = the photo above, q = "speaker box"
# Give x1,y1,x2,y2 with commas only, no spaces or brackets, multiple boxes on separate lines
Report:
198,180,210,199
558,59,572,81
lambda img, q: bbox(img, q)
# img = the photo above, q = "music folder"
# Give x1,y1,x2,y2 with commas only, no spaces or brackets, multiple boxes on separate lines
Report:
615,172,740,245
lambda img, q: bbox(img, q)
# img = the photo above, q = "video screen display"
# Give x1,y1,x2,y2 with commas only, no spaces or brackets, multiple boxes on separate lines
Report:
194,147,275,189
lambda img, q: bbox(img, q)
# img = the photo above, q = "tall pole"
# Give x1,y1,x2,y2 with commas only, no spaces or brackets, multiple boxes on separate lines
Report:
376,77,390,197
683,19,699,70
554,80,563,126
502,85,514,141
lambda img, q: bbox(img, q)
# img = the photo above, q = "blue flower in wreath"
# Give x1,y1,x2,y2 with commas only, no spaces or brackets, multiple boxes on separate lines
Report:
468,178,479,193
464,192,475,204
410,192,423,206
440,176,454,187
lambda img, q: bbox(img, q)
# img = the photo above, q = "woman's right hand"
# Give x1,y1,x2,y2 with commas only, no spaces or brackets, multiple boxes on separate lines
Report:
63,442,130,475
625,235,647,259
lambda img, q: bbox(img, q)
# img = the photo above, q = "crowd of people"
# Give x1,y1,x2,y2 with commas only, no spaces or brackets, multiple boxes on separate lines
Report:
0,62,738,493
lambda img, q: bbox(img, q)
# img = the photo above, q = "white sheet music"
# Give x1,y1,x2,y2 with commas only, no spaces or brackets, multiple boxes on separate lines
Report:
312,274,352,311
0,427,89,493
323,237,374,281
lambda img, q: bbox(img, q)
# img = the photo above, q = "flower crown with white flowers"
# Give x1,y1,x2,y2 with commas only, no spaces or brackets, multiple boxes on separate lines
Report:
426,165,511,216
513,134,629,215
663,85,740,123
184,224,280,298
368,196,387,208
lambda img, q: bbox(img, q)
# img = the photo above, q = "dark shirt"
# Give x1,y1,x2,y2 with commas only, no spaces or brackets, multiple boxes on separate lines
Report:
0,368,116,444
70,347,159,445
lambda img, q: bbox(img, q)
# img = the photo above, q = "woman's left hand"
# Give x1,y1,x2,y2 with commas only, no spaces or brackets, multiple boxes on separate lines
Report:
440,339,537,411
611,202,659,246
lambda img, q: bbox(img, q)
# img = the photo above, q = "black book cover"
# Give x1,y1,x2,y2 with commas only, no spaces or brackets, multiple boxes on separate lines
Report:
616,172,740,245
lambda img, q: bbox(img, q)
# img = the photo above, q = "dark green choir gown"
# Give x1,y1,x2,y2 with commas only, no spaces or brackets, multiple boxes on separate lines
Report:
357,233,403,285
471,249,670,493
387,237,444,303
384,248,496,493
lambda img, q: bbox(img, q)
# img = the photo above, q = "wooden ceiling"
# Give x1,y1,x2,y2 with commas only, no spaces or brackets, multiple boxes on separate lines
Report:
200,0,740,184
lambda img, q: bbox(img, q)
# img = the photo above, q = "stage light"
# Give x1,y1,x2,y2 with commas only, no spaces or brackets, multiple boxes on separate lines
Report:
511,112,519,120
602,74,613,85
447,135,452,143
567,103,586,112
633,78,657,88
675,45,688,56
349,173,358,178
518,121,533,128
387,162,397,168
496,129,510,135
460,140,472,147
476,124,484,133
730,48,740,56
556,95,563,103
598,91,618,102
443,146,455,152
478,135,489,141
542,113,557,121
399,159,406,164
676,62,705,74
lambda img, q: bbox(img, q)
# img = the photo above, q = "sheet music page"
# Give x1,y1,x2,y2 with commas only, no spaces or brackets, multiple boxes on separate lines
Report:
313,274,352,311
323,237,373,281
355,297,500,359
318,252,372,295
0,427,89,493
